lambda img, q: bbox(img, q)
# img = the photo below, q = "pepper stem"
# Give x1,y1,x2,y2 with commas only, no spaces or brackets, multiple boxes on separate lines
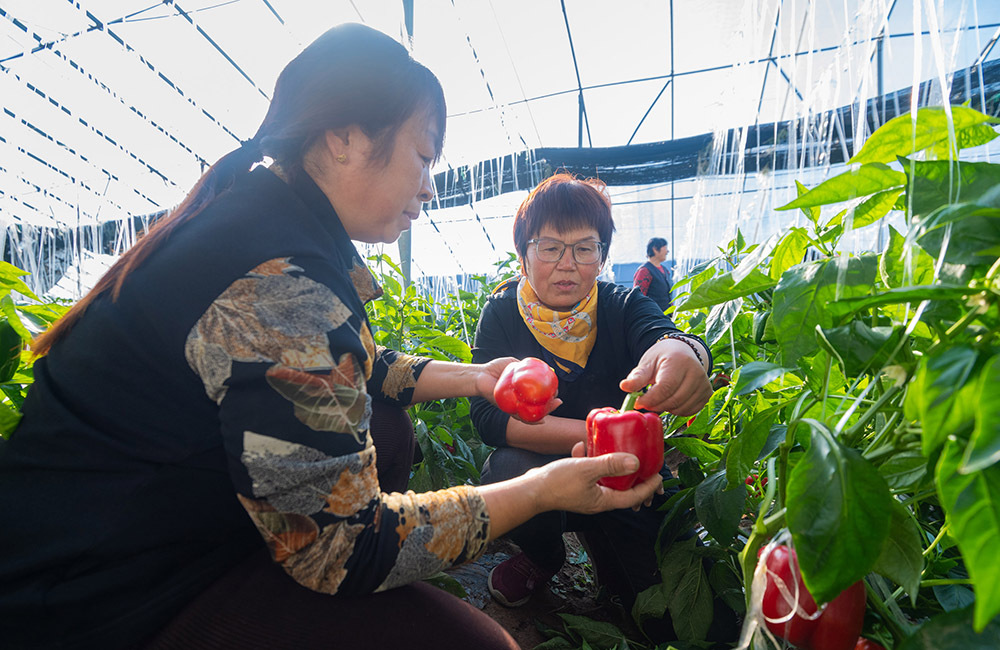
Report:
620,391,642,412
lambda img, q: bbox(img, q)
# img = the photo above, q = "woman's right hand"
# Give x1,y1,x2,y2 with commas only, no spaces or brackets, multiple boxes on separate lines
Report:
526,443,663,515
478,443,664,540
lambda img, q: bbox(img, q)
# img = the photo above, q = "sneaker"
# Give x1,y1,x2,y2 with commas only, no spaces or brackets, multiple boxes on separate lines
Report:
487,552,557,607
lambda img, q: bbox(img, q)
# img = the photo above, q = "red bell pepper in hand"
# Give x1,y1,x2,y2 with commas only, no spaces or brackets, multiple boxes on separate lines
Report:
493,357,559,423
585,392,664,491
759,544,866,650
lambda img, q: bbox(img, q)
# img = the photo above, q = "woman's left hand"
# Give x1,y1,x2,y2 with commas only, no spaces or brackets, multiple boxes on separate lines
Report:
619,338,712,415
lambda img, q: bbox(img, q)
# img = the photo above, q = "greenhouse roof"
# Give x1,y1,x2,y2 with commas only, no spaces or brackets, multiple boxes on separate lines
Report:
2,1,1000,287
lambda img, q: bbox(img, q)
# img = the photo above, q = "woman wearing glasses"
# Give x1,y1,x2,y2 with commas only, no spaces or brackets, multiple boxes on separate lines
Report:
469,173,714,640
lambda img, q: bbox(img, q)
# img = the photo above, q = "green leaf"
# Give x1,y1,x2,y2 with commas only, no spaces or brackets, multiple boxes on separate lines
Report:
936,438,1000,631
769,228,812,281
0,297,31,343
851,105,998,165
898,606,1000,650
771,256,877,366
0,402,22,439
933,585,976,612
533,638,576,650
0,260,40,302
632,582,670,629
903,346,980,457
0,321,23,383
932,123,1000,158
667,436,723,465
776,163,905,211
422,571,469,599
423,334,472,362
872,499,924,604
556,614,629,650
878,449,929,491
694,470,745,545
705,298,743,347
826,188,903,231
733,233,779,285
826,284,974,320
787,420,894,604
683,387,732,439
880,225,935,288
726,402,781,489
905,158,1000,219
708,559,746,616
818,320,902,377
914,204,1000,266
962,355,1000,473
674,263,717,296
733,361,799,396
794,180,821,224
676,459,705,488
759,424,788,461
17,302,70,328
676,268,777,312
660,537,714,642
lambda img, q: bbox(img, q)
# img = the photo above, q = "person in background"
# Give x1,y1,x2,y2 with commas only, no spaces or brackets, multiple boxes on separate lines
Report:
469,174,715,641
633,236,673,311
0,25,662,650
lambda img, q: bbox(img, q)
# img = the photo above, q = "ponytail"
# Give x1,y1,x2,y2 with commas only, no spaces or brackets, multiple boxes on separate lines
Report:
31,141,261,357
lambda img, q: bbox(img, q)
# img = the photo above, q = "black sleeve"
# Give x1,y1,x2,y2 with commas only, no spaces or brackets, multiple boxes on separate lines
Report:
621,286,713,372
468,296,515,448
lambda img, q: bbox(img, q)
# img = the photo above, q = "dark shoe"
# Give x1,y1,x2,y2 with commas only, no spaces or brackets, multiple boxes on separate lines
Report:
487,552,557,607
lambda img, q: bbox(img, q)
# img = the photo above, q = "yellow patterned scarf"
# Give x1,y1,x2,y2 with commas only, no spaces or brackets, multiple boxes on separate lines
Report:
516,276,598,379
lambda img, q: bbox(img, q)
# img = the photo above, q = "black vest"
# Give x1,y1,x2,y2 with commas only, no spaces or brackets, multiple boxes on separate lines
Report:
641,261,672,311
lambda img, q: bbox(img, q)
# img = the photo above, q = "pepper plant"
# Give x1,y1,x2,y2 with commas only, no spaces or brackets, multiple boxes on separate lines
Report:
640,105,1000,649
0,262,69,440
365,253,518,490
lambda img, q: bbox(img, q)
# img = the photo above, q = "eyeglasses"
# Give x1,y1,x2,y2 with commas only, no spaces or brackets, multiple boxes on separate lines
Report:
528,238,606,265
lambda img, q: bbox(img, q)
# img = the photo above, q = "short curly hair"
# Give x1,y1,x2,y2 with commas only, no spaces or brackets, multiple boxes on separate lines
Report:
512,173,615,263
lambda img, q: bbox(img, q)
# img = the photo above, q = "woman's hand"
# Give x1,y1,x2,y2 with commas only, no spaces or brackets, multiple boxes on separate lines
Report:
619,338,712,415
479,444,663,540
474,356,519,403
476,356,562,422
527,442,663,515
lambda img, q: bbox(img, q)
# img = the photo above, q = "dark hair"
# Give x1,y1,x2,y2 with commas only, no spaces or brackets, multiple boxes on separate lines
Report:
512,173,615,264
34,23,445,356
646,237,668,257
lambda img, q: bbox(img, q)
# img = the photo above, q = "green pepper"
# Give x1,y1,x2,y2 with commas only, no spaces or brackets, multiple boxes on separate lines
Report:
585,391,664,491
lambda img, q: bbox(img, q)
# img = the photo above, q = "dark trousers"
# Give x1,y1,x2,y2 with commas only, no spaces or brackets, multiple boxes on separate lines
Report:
481,447,672,612
483,447,742,645
139,402,519,650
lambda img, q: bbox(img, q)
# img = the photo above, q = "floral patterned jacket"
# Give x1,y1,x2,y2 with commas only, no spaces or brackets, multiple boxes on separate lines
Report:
0,167,489,648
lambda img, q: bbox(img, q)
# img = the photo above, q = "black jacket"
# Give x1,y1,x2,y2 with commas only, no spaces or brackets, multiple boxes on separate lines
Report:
469,280,700,447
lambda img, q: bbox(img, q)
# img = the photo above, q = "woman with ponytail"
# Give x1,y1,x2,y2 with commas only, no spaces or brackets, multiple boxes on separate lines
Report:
0,23,662,650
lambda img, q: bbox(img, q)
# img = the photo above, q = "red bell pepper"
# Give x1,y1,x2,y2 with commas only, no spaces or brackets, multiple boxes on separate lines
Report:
758,544,867,650
493,357,559,423
854,639,886,650
585,392,664,491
